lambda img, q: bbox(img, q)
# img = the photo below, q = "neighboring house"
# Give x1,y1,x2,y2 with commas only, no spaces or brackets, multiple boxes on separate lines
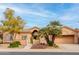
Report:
1,26,79,45
55,26,78,44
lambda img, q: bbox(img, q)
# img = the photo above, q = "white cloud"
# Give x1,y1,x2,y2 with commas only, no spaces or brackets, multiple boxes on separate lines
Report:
0,4,58,19
0,4,78,22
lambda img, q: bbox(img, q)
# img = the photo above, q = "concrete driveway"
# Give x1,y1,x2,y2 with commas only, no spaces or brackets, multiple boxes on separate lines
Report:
0,44,79,52
56,44,79,52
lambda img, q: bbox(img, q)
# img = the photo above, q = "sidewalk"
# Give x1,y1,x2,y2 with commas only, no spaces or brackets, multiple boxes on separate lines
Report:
0,44,79,52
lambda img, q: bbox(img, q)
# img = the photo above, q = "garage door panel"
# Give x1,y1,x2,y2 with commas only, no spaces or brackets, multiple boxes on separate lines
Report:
55,35,74,44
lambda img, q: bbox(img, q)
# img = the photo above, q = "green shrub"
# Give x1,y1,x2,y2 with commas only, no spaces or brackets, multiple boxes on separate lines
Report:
48,41,53,46
8,41,21,48
48,41,59,48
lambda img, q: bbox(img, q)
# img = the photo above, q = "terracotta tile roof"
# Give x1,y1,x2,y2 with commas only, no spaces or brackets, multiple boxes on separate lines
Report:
63,26,79,32
29,26,40,30
75,29,79,32
13,26,79,33
20,27,39,33
63,26,75,32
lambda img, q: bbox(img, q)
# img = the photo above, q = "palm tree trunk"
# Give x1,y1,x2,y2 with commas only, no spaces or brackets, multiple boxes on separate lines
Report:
52,34,55,44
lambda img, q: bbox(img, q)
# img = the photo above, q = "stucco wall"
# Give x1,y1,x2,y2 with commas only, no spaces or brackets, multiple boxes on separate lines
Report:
15,33,32,45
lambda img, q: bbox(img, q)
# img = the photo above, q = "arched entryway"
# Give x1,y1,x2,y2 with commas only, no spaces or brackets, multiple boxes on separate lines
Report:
32,30,38,39
31,30,39,44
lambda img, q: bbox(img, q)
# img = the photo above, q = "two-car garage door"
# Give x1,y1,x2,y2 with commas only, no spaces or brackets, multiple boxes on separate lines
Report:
55,35,74,44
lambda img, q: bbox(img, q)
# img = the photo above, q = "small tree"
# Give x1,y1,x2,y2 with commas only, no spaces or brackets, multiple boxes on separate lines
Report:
48,21,62,44
0,8,25,41
39,21,62,46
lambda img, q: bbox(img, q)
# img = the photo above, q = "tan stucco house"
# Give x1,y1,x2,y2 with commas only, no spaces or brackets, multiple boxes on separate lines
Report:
1,26,79,46
55,26,79,44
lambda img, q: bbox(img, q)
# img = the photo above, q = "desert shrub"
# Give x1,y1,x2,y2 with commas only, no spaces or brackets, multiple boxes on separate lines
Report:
48,41,53,46
8,41,21,48
53,44,59,48
48,41,59,48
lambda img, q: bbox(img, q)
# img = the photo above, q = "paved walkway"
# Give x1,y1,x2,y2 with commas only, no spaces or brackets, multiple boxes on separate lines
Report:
0,44,79,52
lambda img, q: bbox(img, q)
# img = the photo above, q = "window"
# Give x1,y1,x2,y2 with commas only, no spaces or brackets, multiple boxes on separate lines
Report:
22,35,27,40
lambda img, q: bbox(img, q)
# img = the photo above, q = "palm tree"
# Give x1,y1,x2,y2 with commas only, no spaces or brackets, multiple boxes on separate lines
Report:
47,21,62,44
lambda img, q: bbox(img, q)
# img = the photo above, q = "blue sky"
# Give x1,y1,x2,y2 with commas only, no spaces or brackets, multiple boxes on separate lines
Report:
0,3,79,29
